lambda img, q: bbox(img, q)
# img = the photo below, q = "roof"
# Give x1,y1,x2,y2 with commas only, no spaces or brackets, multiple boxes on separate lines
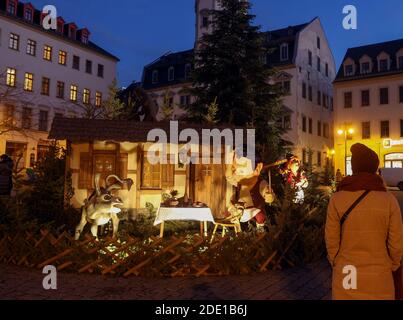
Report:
140,20,313,90
48,117,243,143
335,38,403,82
0,1,119,61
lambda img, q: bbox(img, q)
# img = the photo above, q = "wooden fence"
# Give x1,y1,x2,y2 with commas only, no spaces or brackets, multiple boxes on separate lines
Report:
0,229,296,277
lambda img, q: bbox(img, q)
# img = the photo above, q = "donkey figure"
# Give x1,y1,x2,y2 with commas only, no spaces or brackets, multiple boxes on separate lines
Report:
75,173,133,240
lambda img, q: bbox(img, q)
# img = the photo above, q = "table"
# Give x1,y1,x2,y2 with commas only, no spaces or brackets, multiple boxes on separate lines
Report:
154,206,216,238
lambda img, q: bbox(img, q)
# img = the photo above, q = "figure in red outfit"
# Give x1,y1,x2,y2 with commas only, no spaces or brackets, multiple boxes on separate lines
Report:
225,153,275,231
279,155,308,203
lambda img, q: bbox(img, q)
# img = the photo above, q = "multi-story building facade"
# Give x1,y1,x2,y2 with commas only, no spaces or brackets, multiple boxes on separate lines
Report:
334,38,403,175
0,0,119,168
140,1,335,168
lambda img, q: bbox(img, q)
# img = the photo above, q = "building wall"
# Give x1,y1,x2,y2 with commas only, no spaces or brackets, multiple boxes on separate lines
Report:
0,14,117,167
283,18,335,166
334,74,403,174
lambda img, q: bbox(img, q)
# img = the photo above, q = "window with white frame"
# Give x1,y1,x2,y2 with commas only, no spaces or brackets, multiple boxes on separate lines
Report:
361,61,370,74
9,33,19,50
280,43,289,61
26,39,36,56
344,64,354,76
379,58,389,72
24,8,33,21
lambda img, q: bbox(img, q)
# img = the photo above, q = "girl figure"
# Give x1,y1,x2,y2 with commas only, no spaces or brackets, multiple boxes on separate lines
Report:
280,155,308,203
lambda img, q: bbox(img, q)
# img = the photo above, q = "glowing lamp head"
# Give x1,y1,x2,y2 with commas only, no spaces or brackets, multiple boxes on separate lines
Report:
348,128,355,135
337,129,344,136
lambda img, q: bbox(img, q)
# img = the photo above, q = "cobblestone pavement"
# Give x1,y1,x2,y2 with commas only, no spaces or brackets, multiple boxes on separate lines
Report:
0,259,332,300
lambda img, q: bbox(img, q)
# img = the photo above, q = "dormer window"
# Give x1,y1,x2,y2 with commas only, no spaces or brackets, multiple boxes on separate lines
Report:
361,62,370,74
82,33,88,44
168,67,175,82
24,8,33,22
57,18,65,34
79,29,90,44
379,59,389,72
345,64,354,76
280,43,289,61
7,0,17,15
152,70,159,84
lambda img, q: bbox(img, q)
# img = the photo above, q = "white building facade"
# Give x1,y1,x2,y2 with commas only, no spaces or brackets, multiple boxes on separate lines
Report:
0,0,118,168
140,1,335,168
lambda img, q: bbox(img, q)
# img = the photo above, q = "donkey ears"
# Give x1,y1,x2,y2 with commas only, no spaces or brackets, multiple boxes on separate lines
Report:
125,179,134,191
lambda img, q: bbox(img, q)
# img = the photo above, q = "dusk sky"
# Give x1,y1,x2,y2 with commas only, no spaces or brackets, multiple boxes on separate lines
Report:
32,0,403,87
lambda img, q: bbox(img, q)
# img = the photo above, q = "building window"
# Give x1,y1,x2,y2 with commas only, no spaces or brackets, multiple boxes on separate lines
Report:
41,77,50,96
308,86,313,101
141,151,161,189
380,121,390,138
317,151,322,167
323,93,328,108
380,87,389,105
362,122,371,139
152,70,158,84
95,92,102,107
323,123,330,139
6,68,16,87
399,56,403,70
302,116,307,132
24,73,34,92
38,110,48,132
302,82,307,99
43,45,52,61
202,16,209,28
361,62,370,74
180,95,191,107
7,0,16,15
317,91,321,105
57,81,65,99
325,63,329,77
308,50,312,66
379,59,388,72
345,64,354,76
73,55,80,70
317,36,321,49
185,64,192,80
24,8,33,21
59,50,67,65
317,121,322,136
97,64,104,78
344,92,352,108
81,33,88,44
280,43,289,61
308,118,313,134
26,39,36,56
317,57,321,72
22,107,32,129
9,33,19,50
399,86,403,103
83,89,90,105
3,104,15,127
400,120,403,137
168,67,175,81
361,90,370,107
70,85,78,102
86,60,92,74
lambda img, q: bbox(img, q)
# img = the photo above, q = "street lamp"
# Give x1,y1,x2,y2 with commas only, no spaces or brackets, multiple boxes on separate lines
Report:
337,126,354,176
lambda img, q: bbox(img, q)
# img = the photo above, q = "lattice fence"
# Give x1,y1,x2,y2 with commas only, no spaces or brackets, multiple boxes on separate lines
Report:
0,229,294,277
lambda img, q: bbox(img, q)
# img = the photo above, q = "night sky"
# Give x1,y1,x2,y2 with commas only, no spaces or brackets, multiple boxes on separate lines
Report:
32,0,403,87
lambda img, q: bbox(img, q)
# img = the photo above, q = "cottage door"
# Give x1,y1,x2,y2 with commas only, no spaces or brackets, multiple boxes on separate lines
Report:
93,154,116,188
193,163,226,218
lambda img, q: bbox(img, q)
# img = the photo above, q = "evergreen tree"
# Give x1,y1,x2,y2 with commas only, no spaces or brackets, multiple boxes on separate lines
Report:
103,79,125,120
187,0,286,163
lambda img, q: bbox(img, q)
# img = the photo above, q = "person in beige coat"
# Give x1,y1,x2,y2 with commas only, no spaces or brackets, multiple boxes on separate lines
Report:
326,143,403,300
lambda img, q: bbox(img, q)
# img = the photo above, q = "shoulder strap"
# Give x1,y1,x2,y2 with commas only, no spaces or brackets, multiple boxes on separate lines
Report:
340,190,371,227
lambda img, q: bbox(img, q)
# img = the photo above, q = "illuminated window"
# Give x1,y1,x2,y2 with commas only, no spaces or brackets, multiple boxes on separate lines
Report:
41,77,50,96
59,50,67,65
43,45,52,61
9,33,19,50
70,85,78,102
26,39,36,56
83,88,90,105
6,68,16,87
95,91,102,107
24,73,34,92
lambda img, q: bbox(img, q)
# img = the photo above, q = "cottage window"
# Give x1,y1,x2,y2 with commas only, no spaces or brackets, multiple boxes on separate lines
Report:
141,151,174,190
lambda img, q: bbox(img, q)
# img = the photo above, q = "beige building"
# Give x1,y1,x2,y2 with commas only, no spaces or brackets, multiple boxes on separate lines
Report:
334,38,403,175
139,1,335,168
0,0,118,168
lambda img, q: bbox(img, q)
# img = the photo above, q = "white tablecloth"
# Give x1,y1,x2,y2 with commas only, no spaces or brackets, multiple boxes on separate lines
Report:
154,207,216,226
240,208,261,223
